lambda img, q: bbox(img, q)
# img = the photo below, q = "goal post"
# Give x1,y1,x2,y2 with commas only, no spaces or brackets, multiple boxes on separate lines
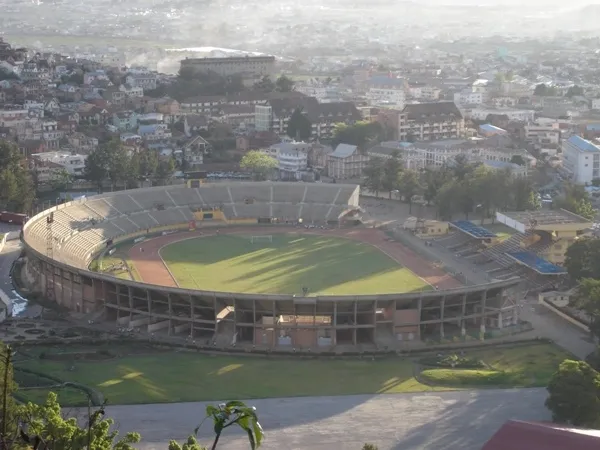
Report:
250,235,273,244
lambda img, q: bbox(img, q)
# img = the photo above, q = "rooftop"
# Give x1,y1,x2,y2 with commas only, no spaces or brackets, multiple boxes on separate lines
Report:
499,209,592,226
482,420,600,450
566,135,600,153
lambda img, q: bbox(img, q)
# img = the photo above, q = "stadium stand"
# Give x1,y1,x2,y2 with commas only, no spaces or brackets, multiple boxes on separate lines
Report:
506,251,567,274
24,182,360,268
450,220,497,239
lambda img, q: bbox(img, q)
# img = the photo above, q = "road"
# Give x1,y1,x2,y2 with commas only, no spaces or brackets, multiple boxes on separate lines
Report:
90,389,549,450
0,230,21,298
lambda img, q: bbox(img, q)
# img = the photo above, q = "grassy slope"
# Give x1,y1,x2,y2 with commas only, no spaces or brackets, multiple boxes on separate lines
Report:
159,234,429,295
14,343,569,406
420,343,570,388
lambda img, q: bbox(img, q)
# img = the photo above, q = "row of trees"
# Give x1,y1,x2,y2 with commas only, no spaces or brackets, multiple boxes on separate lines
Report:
147,69,294,102
84,140,175,192
362,153,540,219
0,140,35,214
252,75,295,94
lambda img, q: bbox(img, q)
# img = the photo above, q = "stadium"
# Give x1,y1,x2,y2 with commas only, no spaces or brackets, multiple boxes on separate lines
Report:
21,182,521,351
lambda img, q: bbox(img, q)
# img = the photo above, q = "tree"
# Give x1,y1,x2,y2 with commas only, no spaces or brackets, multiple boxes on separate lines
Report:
510,155,526,166
194,401,263,450
534,84,557,96
240,151,277,181
526,190,542,211
253,76,275,93
554,182,596,220
19,392,141,450
154,158,176,185
397,169,422,213
566,85,584,98
84,140,135,191
546,360,600,427
381,151,402,198
332,121,384,150
0,344,18,445
0,70,18,81
422,168,451,206
572,278,600,339
564,239,600,281
435,180,460,220
50,169,73,192
362,157,384,197
0,140,35,213
286,108,312,141
275,75,294,92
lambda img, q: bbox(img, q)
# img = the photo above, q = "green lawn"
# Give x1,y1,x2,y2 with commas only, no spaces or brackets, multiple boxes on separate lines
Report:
420,343,570,388
13,343,570,406
158,234,428,295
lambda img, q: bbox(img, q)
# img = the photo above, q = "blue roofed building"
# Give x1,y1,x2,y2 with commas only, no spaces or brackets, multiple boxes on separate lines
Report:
562,135,600,184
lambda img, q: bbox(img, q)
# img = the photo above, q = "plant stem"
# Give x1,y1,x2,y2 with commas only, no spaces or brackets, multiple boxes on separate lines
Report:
211,432,221,450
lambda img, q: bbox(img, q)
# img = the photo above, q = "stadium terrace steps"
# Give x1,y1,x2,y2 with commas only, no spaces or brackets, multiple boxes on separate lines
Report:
25,182,359,269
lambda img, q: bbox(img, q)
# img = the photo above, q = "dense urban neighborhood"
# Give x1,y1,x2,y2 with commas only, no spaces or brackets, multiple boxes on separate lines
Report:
6,29,600,450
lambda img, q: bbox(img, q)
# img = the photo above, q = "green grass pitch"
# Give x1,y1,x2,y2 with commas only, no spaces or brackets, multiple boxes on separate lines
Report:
158,234,429,295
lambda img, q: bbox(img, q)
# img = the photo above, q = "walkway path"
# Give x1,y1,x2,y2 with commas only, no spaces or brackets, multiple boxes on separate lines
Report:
91,389,548,450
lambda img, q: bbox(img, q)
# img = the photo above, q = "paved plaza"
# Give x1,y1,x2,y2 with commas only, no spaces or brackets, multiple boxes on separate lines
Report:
98,389,549,450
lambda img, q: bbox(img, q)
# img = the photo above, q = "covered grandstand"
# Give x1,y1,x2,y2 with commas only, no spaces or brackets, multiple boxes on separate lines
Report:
21,182,522,351
438,209,588,291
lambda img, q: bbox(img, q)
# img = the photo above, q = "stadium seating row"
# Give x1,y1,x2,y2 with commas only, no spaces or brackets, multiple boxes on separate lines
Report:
24,183,359,269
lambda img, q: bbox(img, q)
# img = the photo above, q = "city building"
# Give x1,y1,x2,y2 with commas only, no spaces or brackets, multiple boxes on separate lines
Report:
327,144,369,179
257,97,361,140
262,141,311,180
366,76,406,108
180,56,275,79
453,88,484,106
368,139,528,171
562,135,600,184
400,102,464,141
31,151,87,182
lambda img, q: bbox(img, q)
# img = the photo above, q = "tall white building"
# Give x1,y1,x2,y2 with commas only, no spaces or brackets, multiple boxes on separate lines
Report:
262,141,310,180
255,105,272,132
562,135,600,184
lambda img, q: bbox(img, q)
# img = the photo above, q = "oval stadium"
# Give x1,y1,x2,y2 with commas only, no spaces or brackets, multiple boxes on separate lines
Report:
21,182,520,351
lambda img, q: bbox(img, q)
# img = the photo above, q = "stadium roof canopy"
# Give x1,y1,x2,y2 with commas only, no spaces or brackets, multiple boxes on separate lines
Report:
450,220,497,238
506,251,566,275
496,209,592,233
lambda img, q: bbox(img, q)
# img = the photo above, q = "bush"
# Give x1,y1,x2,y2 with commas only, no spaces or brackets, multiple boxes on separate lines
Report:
419,353,485,369
420,369,520,387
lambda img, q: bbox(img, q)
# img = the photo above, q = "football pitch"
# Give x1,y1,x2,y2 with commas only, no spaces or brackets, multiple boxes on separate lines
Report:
158,234,429,295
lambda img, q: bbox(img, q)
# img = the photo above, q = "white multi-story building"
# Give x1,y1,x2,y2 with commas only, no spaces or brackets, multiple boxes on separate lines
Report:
524,123,561,147
368,139,528,171
453,88,484,106
562,135,600,184
262,141,310,180
367,76,406,108
295,85,342,103
468,108,535,122
126,74,157,91
592,98,600,111
31,151,87,182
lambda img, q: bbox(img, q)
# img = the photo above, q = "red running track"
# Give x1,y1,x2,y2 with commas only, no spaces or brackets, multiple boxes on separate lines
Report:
127,226,461,291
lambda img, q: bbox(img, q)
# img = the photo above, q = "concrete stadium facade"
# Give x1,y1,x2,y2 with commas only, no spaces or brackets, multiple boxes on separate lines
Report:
22,182,520,351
